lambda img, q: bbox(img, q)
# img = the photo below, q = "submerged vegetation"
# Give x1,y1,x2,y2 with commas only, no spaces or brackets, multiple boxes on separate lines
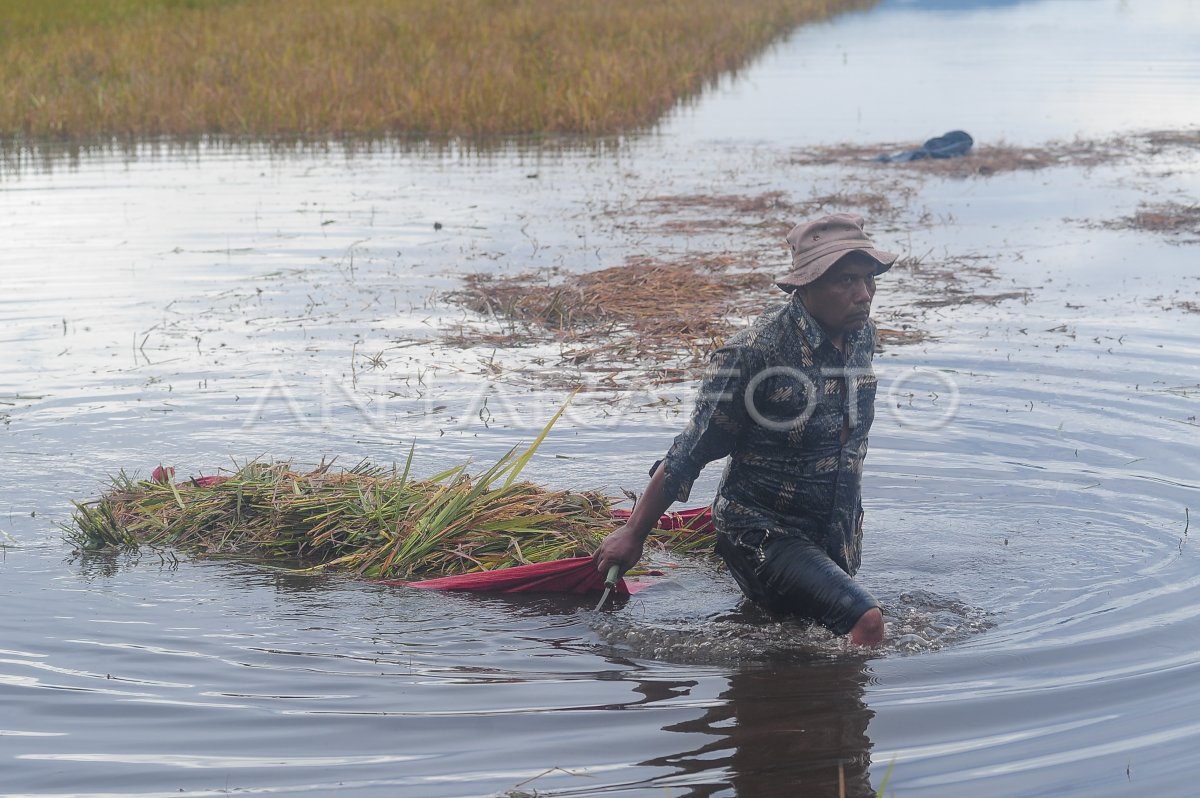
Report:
448,258,775,379
1,0,873,141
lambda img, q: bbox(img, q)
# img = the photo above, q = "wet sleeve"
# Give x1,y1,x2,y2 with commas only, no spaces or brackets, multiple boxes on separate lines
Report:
657,346,752,503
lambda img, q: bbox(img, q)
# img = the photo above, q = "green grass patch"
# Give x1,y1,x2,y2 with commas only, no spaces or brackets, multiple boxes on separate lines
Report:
1,0,875,141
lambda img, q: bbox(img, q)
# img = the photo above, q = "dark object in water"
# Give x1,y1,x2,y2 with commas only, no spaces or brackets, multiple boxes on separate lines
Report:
876,130,974,162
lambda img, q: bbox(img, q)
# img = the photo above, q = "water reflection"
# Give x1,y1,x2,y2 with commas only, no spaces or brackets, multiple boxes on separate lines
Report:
664,0,1200,145
3,0,1200,793
646,660,875,797
0,131,633,180
70,549,180,581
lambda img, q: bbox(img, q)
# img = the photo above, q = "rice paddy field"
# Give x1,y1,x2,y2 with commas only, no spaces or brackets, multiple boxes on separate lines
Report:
0,0,869,139
3,0,1200,796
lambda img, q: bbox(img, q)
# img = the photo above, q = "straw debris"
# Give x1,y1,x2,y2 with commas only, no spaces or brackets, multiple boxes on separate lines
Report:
635,190,899,232
788,132,1199,177
454,258,771,338
889,253,1029,309
442,184,927,387
442,247,1017,386
1111,202,1200,236
446,258,776,378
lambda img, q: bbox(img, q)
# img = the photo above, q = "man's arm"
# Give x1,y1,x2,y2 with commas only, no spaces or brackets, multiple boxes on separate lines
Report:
595,345,752,577
593,462,673,577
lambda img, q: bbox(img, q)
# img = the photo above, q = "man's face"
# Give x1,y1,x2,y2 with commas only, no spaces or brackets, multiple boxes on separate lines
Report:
797,254,878,340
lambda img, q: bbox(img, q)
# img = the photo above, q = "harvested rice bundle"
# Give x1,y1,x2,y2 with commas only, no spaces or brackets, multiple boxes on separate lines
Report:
67,450,618,580
66,399,630,579
67,400,720,577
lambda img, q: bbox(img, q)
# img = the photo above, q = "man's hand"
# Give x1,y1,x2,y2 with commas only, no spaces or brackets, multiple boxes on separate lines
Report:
593,523,647,577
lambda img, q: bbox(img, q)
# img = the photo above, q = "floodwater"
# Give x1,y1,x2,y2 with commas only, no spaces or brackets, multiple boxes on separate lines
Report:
2,0,1198,796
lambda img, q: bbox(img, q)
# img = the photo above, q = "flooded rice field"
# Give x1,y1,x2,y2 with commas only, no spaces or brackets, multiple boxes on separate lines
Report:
2,0,1199,795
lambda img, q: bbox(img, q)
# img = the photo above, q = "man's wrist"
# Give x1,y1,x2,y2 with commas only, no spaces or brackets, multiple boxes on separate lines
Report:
620,520,654,541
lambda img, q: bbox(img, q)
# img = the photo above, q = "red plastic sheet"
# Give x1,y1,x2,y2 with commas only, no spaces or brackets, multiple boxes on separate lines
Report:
611,505,714,536
152,466,226,489
384,556,652,596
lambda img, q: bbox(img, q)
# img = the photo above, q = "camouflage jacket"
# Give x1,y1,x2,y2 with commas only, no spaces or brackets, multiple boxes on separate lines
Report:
658,292,878,575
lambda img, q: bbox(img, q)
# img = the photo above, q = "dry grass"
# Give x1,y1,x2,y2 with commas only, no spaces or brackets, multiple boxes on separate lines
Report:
789,131,1200,177
441,183,1029,385
789,141,1098,175
441,188,1031,385
454,259,771,340
0,0,874,141
1141,130,1200,151
631,191,898,243
1128,202,1200,233
642,192,796,216
888,253,1029,309
876,326,930,346
443,254,965,385
1089,200,1200,244
446,258,777,379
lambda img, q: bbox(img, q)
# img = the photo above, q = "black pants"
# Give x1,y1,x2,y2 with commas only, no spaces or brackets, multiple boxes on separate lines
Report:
716,529,879,636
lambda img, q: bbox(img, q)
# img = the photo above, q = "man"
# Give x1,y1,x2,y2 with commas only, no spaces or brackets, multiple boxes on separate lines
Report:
594,213,895,646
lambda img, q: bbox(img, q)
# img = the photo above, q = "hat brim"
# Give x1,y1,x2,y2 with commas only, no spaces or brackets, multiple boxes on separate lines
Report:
776,244,897,292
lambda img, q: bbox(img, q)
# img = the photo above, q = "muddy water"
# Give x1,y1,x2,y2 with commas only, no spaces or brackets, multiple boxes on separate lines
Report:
3,0,1200,796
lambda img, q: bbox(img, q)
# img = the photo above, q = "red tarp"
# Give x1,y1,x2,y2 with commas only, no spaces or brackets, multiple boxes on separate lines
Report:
383,556,653,596
152,466,225,489
148,465,711,595
611,505,714,536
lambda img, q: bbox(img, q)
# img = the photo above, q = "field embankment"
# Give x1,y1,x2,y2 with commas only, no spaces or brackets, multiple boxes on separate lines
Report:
1,0,873,141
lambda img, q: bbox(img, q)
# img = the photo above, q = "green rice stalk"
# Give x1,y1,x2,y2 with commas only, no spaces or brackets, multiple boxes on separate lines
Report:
503,388,576,488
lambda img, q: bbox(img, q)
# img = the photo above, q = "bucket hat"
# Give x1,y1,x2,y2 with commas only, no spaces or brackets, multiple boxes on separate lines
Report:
778,213,897,291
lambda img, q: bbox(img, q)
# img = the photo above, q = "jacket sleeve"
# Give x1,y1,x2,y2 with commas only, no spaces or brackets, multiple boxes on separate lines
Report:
656,345,753,503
